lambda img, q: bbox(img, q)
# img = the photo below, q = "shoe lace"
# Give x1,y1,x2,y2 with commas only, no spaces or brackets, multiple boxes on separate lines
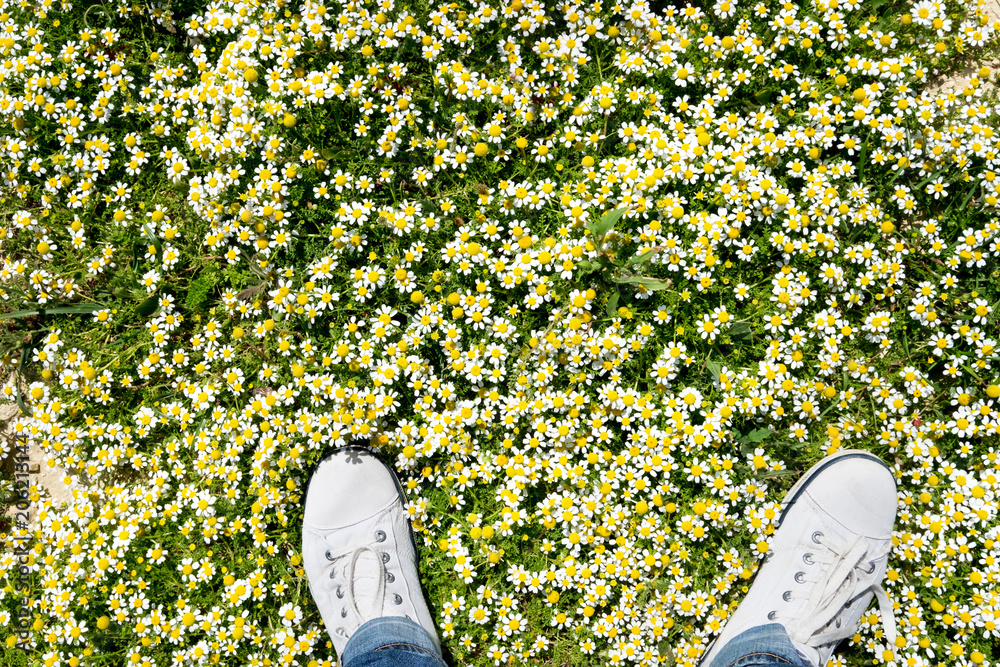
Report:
774,532,898,649
323,529,404,640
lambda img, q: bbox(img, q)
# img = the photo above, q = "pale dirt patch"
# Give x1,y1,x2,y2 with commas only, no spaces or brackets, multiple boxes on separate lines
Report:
0,374,74,527
922,0,1000,99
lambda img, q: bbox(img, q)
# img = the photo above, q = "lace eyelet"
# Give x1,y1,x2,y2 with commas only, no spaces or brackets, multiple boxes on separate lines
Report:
382,553,391,564
794,571,806,584
865,561,876,574
393,594,403,605
767,610,777,621
811,531,824,544
325,549,335,561
835,618,842,628
386,572,395,583
375,530,387,542
803,552,814,565
329,570,337,579
782,590,792,601
341,608,348,618
336,587,345,599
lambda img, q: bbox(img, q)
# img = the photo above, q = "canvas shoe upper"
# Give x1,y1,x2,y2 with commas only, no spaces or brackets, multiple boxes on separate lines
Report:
303,447,441,659
699,450,899,667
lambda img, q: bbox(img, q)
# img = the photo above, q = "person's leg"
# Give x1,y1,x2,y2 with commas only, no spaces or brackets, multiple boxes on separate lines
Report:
706,624,810,667
303,446,445,666
341,616,446,667
699,449,899,667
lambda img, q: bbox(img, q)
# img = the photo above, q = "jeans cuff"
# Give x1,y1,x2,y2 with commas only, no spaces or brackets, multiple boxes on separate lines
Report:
709,623,810,667
342,616,443,667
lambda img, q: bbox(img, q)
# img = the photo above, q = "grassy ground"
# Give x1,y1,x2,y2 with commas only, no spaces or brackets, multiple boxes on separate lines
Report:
0,0,999,665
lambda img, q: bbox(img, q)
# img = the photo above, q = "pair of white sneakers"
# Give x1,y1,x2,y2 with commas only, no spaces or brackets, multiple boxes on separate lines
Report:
303,447,898,667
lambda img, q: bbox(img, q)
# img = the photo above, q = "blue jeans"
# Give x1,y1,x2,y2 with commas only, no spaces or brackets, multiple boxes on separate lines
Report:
342,616,446,667
708,623,811,667
341,618,807,667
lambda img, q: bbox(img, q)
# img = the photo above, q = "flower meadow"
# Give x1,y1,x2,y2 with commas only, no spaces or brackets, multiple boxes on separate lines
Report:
0,0,999,663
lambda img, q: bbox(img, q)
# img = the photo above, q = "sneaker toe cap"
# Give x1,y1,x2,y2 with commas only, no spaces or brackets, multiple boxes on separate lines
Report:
805,455,897,538
305,448,403,529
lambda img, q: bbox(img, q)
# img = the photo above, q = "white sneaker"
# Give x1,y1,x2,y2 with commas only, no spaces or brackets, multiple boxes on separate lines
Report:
699,449,899,667
303,446,441,658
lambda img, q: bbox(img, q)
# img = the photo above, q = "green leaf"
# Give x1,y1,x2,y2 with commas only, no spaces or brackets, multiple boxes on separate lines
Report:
605,289,620,317
739,427,771,444
0,304,106,321
185,269,219,313
756,468,798,481
706,359,721,382
755,89,774,104
15,344,30,417
956,182,979,213
142,223,163,258
136,294,159,318
611,275,673,291
729,321,753,342
627,248,659,266
586,207,628,241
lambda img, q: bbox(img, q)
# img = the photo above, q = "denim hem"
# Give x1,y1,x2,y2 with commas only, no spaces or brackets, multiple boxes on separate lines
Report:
342,616,445,667
709,624,810,667
722,652,794,667
374,642,448,663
